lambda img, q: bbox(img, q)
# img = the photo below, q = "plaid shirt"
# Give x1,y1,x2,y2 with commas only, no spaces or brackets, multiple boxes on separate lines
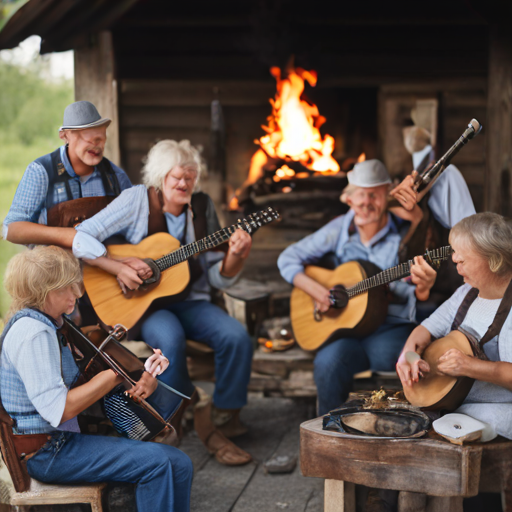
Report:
2,145,132,239
0,309,80,434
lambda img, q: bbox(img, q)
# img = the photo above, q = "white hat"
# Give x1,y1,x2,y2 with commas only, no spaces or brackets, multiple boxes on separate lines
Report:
347,159,391,188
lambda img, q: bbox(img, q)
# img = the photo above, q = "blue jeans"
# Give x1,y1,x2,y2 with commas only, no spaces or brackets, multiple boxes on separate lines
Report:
27,432,193,512
140,300,253,409
314,322,415,415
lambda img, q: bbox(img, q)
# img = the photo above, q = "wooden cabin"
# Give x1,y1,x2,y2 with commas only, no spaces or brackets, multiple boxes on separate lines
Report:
1,0,511,217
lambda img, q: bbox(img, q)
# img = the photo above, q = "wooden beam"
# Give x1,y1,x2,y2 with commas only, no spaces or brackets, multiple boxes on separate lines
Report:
485,22,512,213
74,30,120,166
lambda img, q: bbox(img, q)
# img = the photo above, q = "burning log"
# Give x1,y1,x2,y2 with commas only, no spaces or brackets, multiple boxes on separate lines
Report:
228,62,346,211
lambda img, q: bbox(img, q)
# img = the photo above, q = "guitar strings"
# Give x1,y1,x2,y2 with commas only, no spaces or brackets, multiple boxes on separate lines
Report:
346,246,453,298
153,208,278,272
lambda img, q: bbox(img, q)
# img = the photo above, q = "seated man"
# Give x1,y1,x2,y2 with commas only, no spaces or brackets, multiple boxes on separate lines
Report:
397,212,512,440
0,246,193,512
277,159,437,415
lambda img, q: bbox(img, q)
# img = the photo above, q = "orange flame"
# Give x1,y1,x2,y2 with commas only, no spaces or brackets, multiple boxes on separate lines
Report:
258,66,340,174
357,152,366,163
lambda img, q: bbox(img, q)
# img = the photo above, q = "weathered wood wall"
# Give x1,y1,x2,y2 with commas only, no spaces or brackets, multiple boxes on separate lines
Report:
109,0,489,191
117,79,273,187
486,22,512,214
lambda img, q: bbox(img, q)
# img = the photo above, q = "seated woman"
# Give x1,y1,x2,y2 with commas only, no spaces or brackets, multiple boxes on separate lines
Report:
397,212,512,439
0,246,193,511
54,140,253,465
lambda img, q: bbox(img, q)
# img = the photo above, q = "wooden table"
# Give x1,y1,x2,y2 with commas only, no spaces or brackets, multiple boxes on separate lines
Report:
300,417,512,512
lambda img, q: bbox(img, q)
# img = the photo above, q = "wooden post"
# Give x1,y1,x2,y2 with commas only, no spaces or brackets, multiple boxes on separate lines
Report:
74,31,120,166
485,22,512,213
324,480,355,512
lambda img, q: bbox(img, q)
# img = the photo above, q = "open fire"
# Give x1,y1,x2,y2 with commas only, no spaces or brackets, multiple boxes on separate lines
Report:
229,64,345,210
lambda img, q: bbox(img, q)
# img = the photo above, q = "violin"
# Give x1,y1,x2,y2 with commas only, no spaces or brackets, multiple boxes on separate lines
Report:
59,318,186,441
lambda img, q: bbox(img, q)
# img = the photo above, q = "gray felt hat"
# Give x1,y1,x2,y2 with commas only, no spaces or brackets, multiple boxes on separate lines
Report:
59,101,111,131
347,159,392,188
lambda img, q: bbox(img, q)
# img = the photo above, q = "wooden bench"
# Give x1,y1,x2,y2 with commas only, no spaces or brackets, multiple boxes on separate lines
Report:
300,417,512,512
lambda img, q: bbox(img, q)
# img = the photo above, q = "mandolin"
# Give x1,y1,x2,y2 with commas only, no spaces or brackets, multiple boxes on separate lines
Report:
290,246,453,351
402,329,477,411
83,207,280,329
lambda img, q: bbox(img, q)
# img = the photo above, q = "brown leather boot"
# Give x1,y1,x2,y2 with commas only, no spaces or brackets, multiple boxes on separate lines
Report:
194,389,252,466
212,407,248,438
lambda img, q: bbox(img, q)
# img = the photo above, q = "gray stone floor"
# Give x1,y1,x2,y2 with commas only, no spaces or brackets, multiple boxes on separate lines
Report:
183,393,324,512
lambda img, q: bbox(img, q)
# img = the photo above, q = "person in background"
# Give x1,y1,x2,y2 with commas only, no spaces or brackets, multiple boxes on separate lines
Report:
391,123,477,321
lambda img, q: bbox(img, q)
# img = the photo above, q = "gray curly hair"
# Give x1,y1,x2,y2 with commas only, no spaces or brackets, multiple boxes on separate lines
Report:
449,212,512,276
141,139,203,191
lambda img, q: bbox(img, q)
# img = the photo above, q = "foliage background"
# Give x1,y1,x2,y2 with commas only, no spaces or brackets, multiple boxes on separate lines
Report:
0,48,73,319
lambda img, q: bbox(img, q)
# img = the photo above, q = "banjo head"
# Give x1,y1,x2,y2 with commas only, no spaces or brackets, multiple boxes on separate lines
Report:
404,330,474,409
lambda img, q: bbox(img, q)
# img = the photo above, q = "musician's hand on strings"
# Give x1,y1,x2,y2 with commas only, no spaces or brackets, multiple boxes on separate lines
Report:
144,349,169,377
313,286,332,313
120,257,153,280
389,171,419,211
293,273,331,313
411,255,437,301
396,351,430,387
116,264,143,294
127,371,158,400
437,348,471,377
228,229,252,259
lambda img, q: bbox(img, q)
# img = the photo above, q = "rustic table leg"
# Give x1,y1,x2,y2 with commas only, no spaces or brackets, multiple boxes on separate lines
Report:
324,480,355,512
398,491,427,512
426,496,463,512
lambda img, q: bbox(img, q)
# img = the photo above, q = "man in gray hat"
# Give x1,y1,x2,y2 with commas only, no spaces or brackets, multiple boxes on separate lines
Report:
278,159,437,415
3,101,132,256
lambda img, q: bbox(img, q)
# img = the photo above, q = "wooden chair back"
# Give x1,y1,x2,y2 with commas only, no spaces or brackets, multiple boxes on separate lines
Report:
0,397,31,492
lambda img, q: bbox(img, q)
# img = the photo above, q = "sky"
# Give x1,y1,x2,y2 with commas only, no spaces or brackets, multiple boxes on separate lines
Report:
0,35,74,80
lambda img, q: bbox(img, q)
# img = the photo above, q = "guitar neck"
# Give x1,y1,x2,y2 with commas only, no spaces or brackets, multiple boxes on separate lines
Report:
152,207,279,272
346,246,452,298
154,224,237,271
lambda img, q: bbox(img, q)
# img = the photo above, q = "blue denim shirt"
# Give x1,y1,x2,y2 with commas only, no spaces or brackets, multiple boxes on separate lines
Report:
278,210,417,324
0,309,80,434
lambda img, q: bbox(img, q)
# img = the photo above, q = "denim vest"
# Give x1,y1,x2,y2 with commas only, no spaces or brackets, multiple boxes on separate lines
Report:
0,309,79,434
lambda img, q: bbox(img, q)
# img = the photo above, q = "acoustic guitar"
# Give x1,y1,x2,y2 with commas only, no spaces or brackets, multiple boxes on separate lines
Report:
83,207,280,329
290,246,453,351
403,329,475,411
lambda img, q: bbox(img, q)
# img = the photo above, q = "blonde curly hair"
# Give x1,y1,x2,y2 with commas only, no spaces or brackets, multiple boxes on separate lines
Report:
4,246,82,319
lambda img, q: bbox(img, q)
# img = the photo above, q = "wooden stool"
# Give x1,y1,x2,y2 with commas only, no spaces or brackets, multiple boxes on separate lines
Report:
300,417,512,512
